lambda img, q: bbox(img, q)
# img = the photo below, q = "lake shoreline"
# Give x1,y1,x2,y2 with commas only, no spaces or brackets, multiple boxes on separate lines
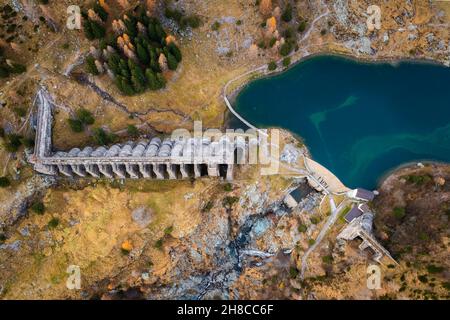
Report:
223,52,450,190
224,51,449,107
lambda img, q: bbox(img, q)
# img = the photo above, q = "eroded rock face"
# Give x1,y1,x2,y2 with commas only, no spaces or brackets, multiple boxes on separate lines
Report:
0,175,56,228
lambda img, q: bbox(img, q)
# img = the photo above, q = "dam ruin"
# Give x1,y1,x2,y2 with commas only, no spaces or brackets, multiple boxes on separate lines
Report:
29,89,255,180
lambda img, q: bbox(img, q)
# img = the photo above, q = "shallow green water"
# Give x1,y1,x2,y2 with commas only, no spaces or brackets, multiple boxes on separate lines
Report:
231,56,450,189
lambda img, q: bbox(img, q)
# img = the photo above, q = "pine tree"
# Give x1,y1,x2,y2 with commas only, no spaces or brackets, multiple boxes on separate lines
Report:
136,43,150,65
167,52,178,70
124,17,137,37
150,57,161,73
93,3,108,22
145,68,160,90
156,72,166,89
147,23,157,41
154,23,166,42
115,76,125,93
131,74,145,93
168,43,182,62
119,59,131,78
83,20,95,40
121,77,135,95
90,20,106,39
0,65,10,78
107,53,121,75
148,45,157,61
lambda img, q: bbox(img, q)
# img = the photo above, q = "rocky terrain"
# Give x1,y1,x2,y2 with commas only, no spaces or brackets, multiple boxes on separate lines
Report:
0,0,449,299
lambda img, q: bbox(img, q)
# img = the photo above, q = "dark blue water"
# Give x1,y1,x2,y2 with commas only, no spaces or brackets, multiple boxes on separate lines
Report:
231,56,450,189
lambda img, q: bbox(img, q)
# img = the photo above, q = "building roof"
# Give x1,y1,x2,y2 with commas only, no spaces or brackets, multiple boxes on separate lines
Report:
355,188,375,201
344,206,363,223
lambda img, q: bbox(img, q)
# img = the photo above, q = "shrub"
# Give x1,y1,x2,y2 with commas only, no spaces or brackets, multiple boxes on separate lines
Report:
68,119,83,133
308,239,316,246
289,266,299,278
181,15,202,29
164,226,174,235
31,202,45,215
442,282,450,291
223,183,233,192
127,124,139,137
427,264,444,274
298,224,307,233
76,108,95,125
13,107,26,117
0,176,11,188
268,61,277,71
121,248,131,255
0,65,10,78
283,57,291,67
165,7,183,23
279,42,293,56
418,275,428,283
0,127,4,138
9,63,26,74
320,29,327,36
93,128,115,145
269,37,277,47
4,134,22,152
48,217,59,229
0,233,6,244
284,27,295,40
211,21,221,31
310,216,320,225
154,238,164,250
404,174,432,185
223,196,239,208
202,201,214,212
298,21,307,32
322,255,333,264
21,137,35,148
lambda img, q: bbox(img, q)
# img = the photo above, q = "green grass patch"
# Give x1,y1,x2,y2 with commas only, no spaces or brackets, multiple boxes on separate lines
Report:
393,207,406,219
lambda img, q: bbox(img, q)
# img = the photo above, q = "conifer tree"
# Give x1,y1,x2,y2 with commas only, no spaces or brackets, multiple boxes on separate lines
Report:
83,20,95,40
156,72,166,88
154,23,166,41
168,43,182,62
93,3,108,21
90,20,106,39
121,77,135,95
145,69,160,90
147,23,157,41
136,43,150,65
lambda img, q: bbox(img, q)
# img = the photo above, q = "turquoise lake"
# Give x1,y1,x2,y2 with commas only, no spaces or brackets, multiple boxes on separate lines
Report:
231,56,450,189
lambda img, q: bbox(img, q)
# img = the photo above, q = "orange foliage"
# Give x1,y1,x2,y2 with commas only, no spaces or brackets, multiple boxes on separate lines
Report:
121,240,133,252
